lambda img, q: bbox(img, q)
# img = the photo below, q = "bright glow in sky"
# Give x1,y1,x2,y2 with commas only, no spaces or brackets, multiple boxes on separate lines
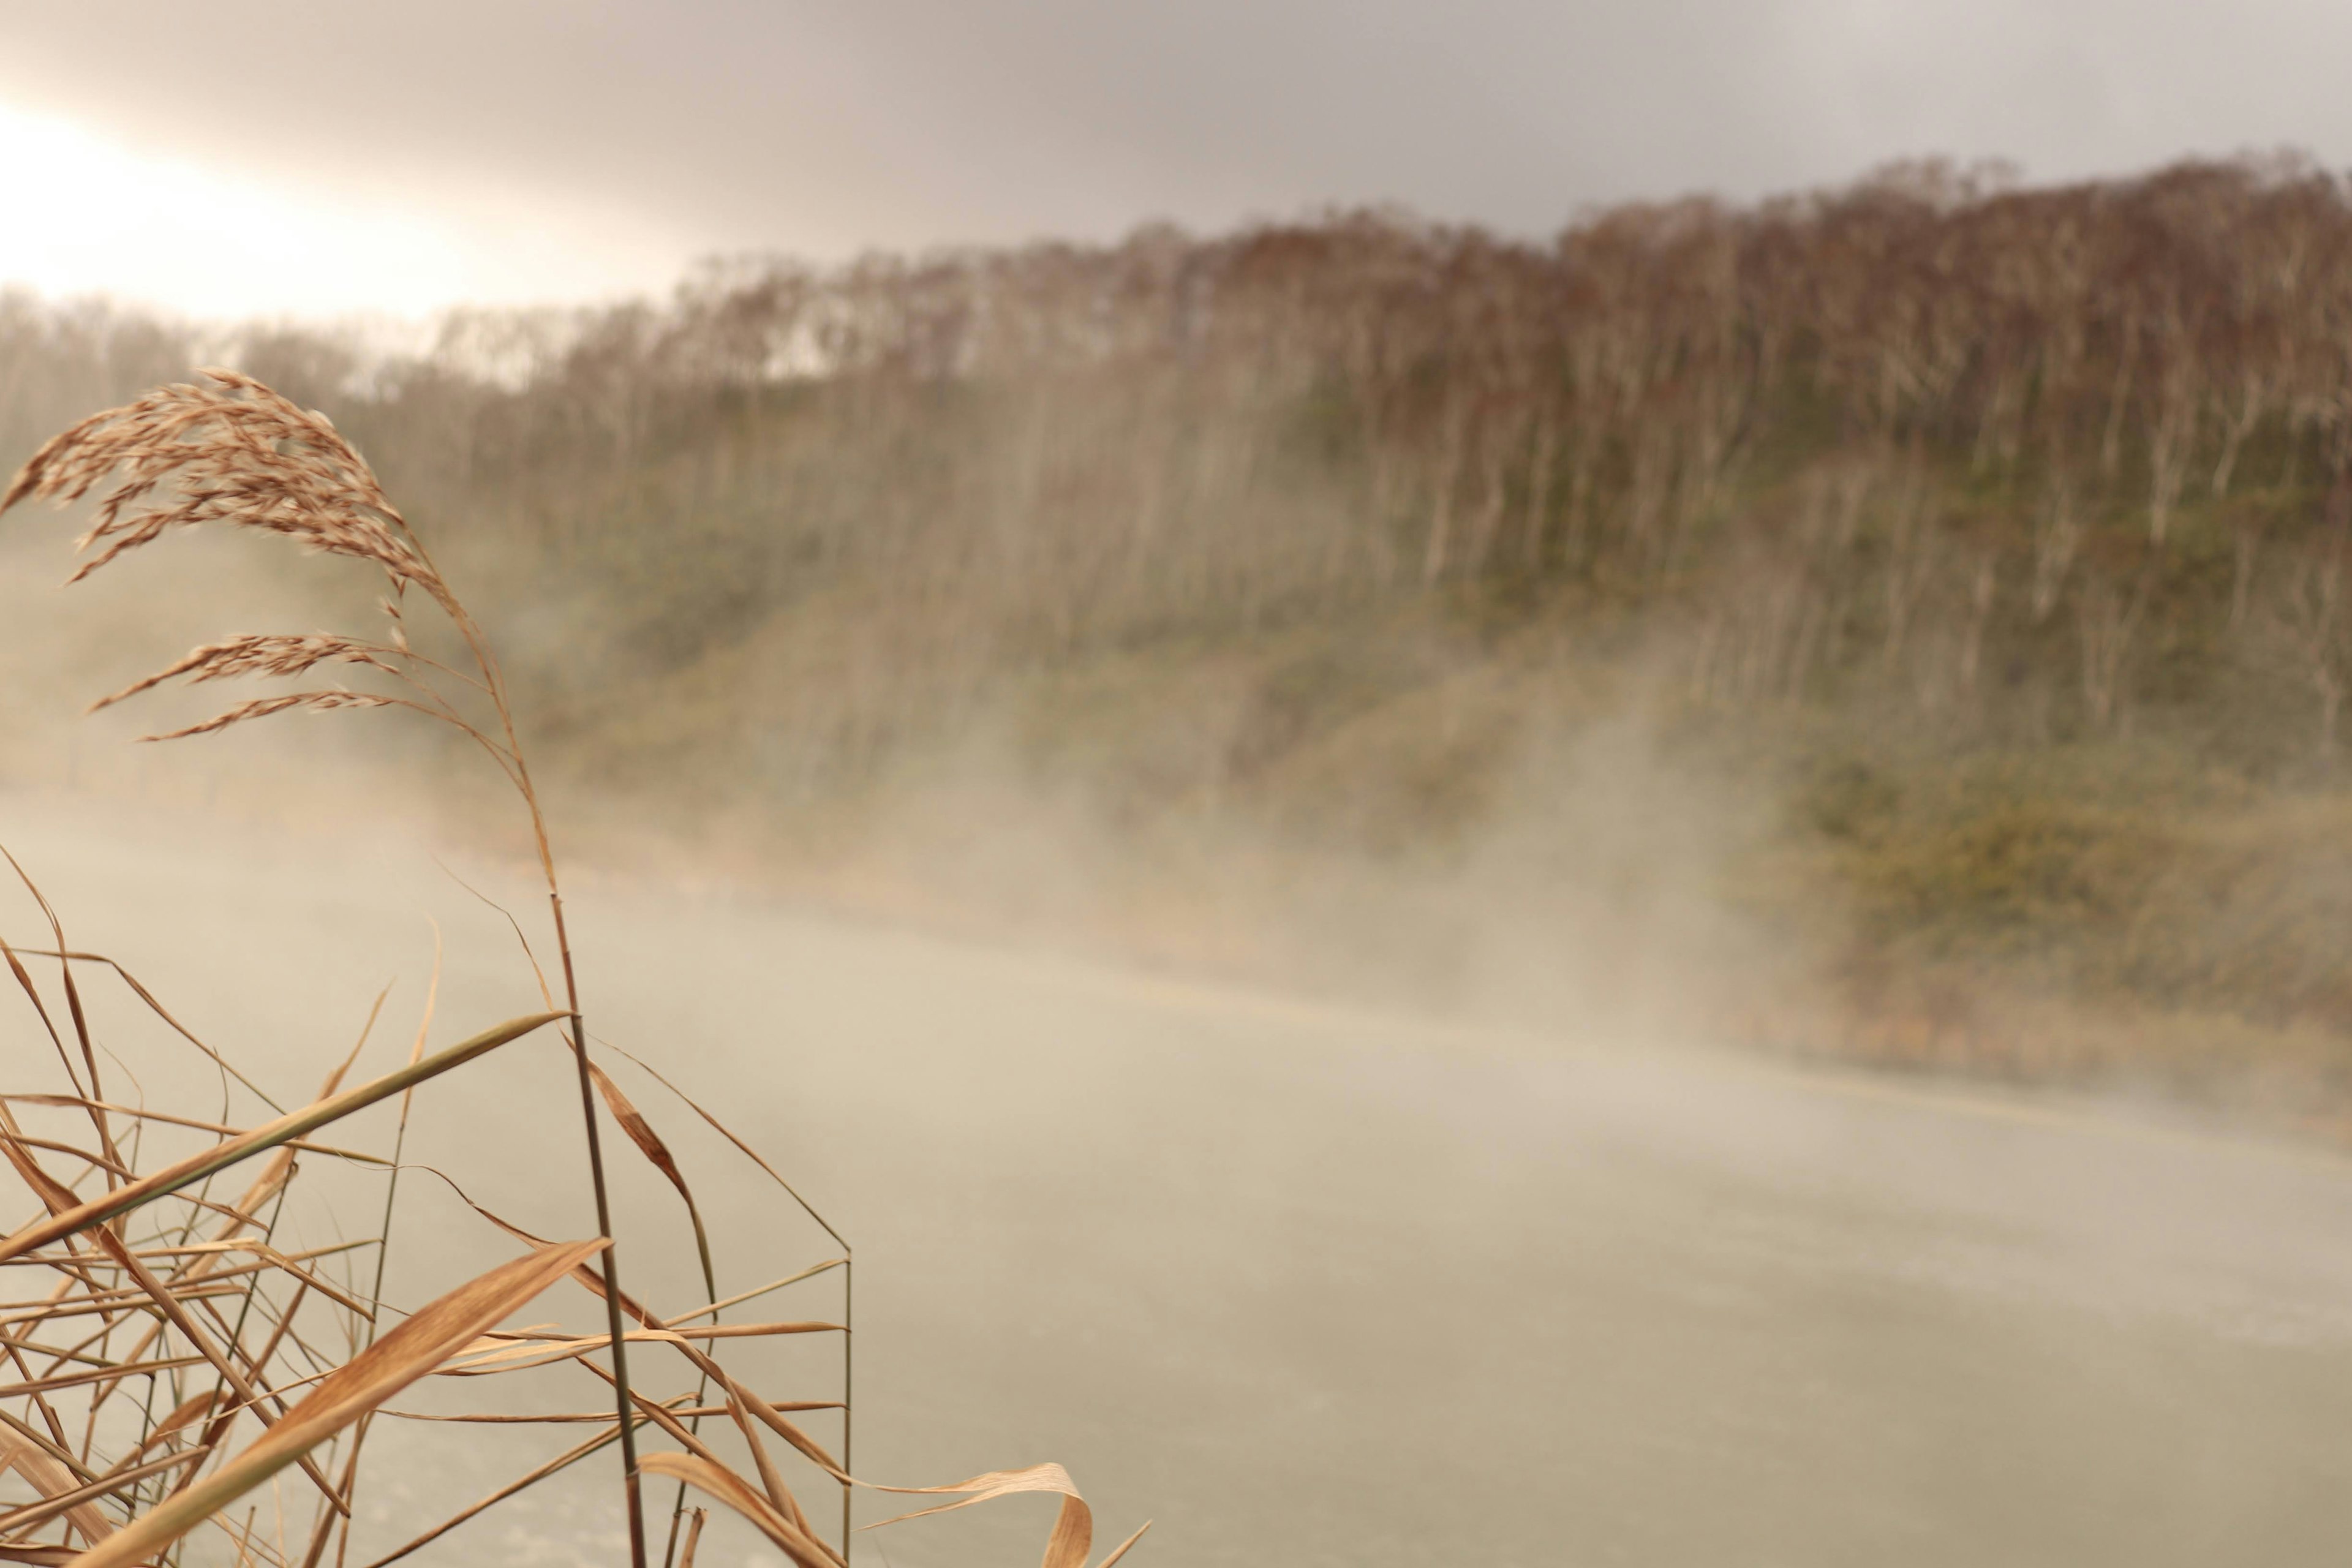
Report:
9,2,2352,323
0,100,687,322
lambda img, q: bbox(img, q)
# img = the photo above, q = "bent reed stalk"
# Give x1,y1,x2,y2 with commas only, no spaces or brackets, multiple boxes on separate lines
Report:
2,368,656,1568
0,369,1149,1568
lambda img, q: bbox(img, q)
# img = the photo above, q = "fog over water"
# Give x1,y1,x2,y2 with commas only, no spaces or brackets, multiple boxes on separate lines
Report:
12,4,2352,1561
8,791,2352,1566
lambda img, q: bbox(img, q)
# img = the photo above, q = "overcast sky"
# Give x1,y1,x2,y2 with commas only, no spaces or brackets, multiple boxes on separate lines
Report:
2,0,2349,320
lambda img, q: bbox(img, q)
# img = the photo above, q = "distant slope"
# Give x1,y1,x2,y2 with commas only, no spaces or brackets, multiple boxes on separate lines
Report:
10,156,2352,1115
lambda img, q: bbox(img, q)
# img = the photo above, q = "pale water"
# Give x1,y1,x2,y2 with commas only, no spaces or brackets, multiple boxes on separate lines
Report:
7,794,2352,1567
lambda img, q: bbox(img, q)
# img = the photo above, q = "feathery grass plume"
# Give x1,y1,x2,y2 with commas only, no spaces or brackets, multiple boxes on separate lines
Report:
89,635,401,714
4,368,438,594
1,374,1148,1568
2,365,661,1566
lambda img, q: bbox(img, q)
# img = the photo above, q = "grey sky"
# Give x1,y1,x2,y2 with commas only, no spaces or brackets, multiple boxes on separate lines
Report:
1,1,2347,316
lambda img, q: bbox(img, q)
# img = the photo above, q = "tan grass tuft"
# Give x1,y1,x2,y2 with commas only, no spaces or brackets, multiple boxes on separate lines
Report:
0,374,1146,1568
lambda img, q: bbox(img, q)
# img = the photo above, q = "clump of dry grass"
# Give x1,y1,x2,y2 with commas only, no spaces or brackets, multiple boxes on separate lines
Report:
0,372,1148,1568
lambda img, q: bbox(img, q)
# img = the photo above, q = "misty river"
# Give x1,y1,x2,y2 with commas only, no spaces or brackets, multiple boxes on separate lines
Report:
8,790,2352,1568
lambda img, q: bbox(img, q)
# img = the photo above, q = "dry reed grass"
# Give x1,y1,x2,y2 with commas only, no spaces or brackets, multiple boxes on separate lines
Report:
0,372,1147,1568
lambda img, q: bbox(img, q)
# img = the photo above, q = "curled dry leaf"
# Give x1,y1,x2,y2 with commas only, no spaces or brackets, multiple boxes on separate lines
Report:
587,1059,717,1294
656,1451,1154,1568
636,1453,841,1568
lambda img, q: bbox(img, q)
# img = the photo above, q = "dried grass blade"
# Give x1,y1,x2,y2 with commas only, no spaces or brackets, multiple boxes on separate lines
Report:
355,1411,649,1568
0,1105,381,1167
119,1393,220,1463
293,1414,364,1568
665,1260,847,1324
0,1356,209,1398
635,1454,839,1568
600,1046,847,1251
551,1267,847,1480
0,1449,201,1539
21,949,281,1110
586,1064,715,1294
377,1403,836,1423
590,1286,850,1480
477,1146,853,1482
75,1227,346,1513
442,1322,842,1376
858,1464,1139,1568
65,1240,606,1568
0,936,77,1099
1095,1521,1154,1568
0,1011,568,1265
0,856,118,1180
0,1439,113,1547
861,1463,1084,1526
723,1390,812,1542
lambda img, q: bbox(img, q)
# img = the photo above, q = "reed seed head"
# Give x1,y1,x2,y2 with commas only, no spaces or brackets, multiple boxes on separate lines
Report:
2,367,443,601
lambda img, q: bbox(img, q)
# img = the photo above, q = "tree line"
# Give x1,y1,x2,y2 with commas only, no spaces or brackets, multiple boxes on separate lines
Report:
10,155,2352,782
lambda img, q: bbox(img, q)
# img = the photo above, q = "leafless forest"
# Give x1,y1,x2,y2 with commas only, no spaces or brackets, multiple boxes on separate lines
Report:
13,157,2352,1115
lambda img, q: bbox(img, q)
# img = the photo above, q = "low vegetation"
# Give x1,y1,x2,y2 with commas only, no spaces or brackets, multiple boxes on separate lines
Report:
0,375,1145,1567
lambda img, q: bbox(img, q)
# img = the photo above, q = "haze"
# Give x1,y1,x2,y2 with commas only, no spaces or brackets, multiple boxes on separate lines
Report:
9,9,2352,1566
6,1,2352,317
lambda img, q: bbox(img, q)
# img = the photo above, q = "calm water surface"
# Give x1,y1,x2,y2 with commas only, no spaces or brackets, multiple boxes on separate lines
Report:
8,794,2352,1567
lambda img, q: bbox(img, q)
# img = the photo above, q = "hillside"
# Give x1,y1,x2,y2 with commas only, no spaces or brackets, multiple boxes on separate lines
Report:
11,156,2352,1120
